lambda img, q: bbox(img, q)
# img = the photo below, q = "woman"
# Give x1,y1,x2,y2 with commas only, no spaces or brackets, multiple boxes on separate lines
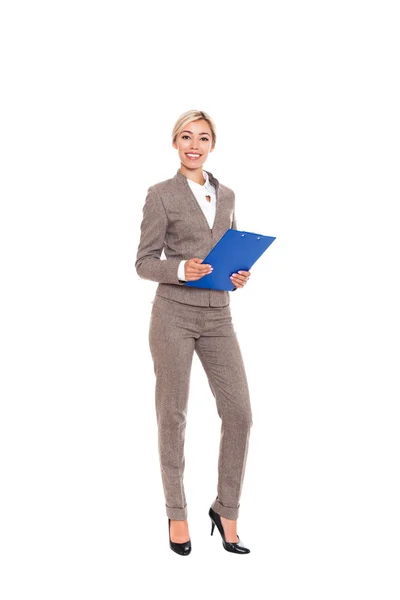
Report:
135,110,253,555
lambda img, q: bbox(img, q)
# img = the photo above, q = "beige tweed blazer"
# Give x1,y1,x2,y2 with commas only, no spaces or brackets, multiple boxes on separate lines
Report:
135,168,237,307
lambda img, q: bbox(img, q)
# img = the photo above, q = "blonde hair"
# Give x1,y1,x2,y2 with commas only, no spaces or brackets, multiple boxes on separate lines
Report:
172,110,217,148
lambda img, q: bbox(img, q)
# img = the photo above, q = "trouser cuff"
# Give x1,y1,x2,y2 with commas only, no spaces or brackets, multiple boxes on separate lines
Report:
211,497,239,520
166,504,188,520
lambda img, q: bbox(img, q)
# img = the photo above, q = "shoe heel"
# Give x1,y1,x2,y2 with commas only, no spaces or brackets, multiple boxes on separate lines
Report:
208,506,251,554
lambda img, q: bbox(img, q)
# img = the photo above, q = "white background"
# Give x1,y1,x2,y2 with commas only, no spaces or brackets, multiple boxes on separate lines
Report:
1,1,399,598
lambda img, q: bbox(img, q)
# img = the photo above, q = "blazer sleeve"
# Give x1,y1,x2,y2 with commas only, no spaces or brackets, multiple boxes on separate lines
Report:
232,210,237,231
135,185,185,285
231,193,238,291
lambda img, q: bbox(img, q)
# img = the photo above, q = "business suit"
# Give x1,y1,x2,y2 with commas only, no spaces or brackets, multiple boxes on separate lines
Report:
135,169,253,520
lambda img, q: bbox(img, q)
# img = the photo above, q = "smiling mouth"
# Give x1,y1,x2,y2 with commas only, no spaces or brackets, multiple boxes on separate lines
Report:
185,153,202,159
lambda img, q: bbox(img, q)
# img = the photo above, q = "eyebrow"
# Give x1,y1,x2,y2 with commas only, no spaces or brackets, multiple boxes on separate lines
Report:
181,130,211,136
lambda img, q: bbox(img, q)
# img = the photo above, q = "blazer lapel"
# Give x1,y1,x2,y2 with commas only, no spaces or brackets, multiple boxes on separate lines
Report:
174,169,223,232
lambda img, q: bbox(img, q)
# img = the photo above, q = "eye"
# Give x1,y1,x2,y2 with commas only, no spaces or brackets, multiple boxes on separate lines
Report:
181,135,210,141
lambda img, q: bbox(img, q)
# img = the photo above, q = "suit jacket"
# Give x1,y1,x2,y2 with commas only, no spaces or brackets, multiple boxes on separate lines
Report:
135,168,237,307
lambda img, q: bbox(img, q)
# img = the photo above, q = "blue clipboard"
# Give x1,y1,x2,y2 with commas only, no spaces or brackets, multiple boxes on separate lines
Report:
185,228,276,291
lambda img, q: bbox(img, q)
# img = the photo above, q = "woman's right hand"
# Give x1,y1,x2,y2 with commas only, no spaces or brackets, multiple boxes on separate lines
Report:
184,258,213,281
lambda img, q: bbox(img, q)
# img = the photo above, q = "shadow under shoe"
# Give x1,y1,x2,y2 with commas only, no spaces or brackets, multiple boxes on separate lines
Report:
168,518,192,556
209,506,250,554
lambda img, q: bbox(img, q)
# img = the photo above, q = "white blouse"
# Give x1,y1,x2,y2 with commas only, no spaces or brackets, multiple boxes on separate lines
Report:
177,170,216,281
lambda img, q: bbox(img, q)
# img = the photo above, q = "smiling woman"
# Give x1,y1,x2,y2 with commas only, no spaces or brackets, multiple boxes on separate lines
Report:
172,110,216,167
135,109,253,556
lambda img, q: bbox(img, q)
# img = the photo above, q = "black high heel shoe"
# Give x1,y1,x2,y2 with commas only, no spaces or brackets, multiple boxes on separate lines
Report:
168,518,192,555
209,507,250,554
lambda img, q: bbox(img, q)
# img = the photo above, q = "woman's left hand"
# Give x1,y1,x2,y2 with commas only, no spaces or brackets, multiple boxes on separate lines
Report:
230,270,251,288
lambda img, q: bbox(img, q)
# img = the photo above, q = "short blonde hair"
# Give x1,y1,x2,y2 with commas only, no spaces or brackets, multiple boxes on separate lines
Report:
172,110,217,148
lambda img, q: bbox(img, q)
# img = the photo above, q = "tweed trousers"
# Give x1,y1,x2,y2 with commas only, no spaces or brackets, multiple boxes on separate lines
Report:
148,293,253,521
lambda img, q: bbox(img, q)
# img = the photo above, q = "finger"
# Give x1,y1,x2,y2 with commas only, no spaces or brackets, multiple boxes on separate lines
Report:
188,267,212,278
191,259,211,270
192,264,213,272
231,273,248,282
190,269,212,277
230,277,243,287
230,274,248,286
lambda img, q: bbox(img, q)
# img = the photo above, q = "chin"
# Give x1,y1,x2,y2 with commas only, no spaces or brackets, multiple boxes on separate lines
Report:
182,159,205,169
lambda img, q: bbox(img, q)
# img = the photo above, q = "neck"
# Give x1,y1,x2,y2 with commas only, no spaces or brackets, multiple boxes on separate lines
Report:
179,164,206,185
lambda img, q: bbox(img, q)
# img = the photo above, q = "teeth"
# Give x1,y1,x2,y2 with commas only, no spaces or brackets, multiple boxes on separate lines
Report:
187,154,200,157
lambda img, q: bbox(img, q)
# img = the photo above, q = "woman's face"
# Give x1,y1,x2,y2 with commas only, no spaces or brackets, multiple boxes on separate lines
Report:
173,119,214,170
